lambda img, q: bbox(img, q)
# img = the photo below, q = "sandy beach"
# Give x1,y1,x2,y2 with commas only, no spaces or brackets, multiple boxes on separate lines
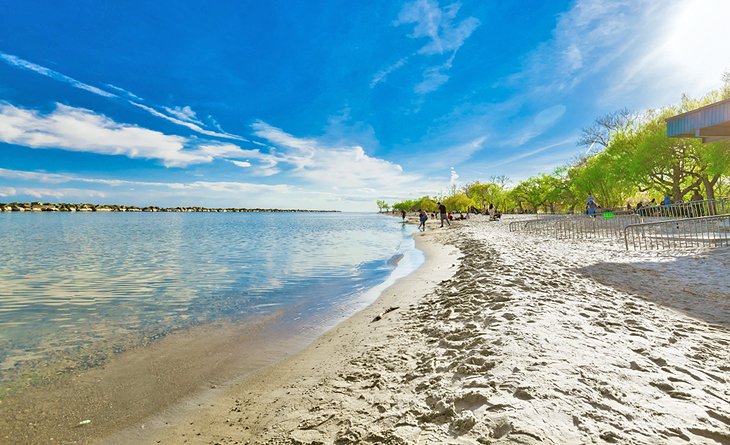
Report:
3,216,730,444
104,216,729,444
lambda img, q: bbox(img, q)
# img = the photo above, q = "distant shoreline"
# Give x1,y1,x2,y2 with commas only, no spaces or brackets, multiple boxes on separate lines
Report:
0,202,339,213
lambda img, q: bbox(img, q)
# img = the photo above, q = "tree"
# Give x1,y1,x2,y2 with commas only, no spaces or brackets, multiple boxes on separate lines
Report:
721,70,730,100
510,176,552,212
578,109,634,153
443,193,473,212
687,141,730,201
375,200,389,213
464,182,499,212
616,113,702,202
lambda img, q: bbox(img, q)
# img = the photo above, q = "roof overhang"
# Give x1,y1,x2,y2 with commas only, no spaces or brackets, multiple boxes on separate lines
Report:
666,97,730,143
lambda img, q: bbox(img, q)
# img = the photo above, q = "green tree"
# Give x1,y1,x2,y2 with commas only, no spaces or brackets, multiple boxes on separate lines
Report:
443,193,473,212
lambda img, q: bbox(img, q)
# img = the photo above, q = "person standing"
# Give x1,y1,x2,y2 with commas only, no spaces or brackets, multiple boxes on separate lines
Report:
586,194,598,217
418,209,427,231
401,209,407,222
438,202,450,227
488,203,495,221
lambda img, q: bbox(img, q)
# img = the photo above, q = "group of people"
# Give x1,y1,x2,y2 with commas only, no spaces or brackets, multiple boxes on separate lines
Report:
416,202,450,231
406,201,500,232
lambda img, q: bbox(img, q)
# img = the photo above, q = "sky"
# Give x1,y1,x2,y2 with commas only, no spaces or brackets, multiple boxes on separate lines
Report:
1,0,729,211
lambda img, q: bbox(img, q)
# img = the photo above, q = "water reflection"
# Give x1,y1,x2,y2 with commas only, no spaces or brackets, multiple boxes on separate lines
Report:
0,212,418,385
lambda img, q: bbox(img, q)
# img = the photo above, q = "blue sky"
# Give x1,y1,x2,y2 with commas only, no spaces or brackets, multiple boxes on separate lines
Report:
1,0,729,211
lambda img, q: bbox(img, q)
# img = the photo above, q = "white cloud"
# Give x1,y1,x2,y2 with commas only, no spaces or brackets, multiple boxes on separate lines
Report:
129,102,247,141
414,65,450,94
0,167,291,194
0,52,247,141
489,137,576,169
370,57,409,88
162,105,201,124
0,102,261,167
105,84,143,100
372,0,479,94
0,52,117,98
396,0,479,55
0,187,107,199
251,121,421,190
604,0,730,104
503,0,729,108
449,167,459,188
229,160,252,168
0,167,416,211
504,104,567,146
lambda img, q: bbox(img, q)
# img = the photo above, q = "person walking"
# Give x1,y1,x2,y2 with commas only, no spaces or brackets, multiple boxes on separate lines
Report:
418,209,427,231
438,202,449,227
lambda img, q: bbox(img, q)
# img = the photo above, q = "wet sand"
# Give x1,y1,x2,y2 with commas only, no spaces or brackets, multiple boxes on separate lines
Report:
0,309,340,444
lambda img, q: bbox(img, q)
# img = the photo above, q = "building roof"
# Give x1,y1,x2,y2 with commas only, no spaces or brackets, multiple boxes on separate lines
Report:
666,97,730,143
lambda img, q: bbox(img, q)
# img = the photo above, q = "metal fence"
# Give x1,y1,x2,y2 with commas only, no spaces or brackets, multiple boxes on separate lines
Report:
508,214,570,232
508,220,531,232
555,214,642,239
624,214,730,250
636,198,729,220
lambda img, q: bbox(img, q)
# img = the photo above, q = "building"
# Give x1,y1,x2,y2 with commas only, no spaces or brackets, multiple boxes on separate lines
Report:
666,98,730,143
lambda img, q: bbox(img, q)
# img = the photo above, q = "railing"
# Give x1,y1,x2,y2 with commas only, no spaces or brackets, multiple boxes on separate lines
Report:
636,198,729,219
624,214,730,250
508,214,570,232
508,220,531,232
524,217,569,235
555,214,642,239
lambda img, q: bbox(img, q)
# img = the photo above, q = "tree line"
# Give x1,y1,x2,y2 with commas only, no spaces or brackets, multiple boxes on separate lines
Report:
382,75,730,215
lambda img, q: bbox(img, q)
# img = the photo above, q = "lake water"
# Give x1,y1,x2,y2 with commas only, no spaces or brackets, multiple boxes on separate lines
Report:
0,212,421,392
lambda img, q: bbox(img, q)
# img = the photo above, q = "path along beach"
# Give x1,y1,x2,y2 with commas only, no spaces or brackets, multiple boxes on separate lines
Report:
5,215,730,444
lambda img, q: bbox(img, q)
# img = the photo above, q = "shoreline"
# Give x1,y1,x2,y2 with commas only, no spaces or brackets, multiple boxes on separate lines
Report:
110,217,728,444
0,222,438,444
3,218,728,443
100,229,460,444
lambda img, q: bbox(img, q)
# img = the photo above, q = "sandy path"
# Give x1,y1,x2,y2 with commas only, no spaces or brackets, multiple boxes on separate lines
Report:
109,218,729,444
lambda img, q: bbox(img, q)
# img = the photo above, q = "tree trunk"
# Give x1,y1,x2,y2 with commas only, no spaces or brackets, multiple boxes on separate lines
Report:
671,165,683,202
702,175,718,201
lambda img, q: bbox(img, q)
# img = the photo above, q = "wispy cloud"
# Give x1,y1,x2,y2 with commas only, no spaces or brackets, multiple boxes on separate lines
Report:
162,105,203,125
0,102,261,168
105,83,143,100
500,0,729,108
396,0,479,56
371,0,479,95
502,104,567,147
0,186,107,199
129,102,247,141
0,167,291,194
252,121,422,191
0,52,117,98
0,52,247,141
0,167,425,210
370,57,409,88
489,137,576,170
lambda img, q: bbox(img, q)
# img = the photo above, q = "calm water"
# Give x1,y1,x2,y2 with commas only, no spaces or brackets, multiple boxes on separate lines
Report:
0,212,421,387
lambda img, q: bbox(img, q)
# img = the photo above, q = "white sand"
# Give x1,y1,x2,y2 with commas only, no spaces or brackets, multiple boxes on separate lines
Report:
105,217,730,444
